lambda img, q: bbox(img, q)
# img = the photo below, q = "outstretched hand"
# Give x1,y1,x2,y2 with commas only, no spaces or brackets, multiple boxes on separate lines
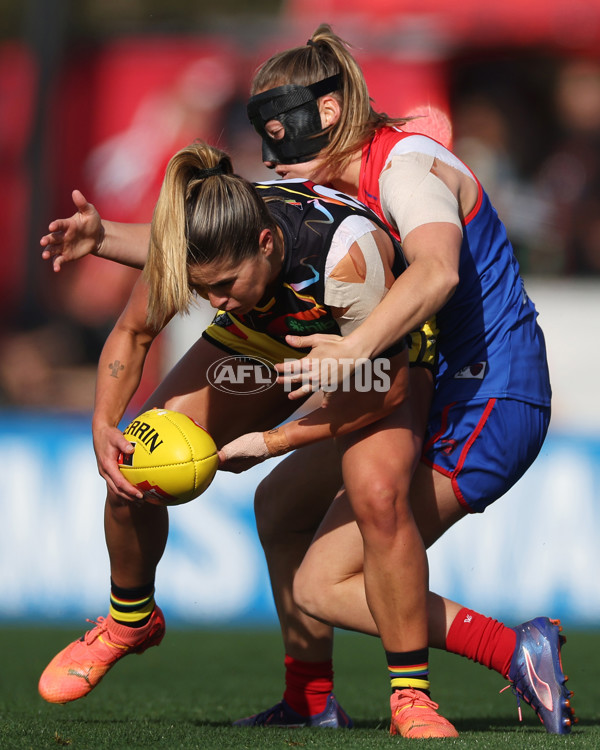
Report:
40,189,104,272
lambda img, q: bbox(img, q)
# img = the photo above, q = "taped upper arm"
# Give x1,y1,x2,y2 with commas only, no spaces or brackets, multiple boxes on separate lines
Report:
324,215,397,335
380,152,463,240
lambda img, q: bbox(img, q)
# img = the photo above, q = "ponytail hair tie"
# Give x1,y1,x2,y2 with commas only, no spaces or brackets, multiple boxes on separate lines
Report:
306,39,317,47
194,163,226,179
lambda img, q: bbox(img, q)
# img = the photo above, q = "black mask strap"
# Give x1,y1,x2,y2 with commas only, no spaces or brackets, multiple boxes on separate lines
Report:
247,74,341,123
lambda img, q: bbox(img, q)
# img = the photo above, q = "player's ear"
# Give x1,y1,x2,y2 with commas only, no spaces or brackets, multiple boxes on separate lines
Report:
259,228,273,256
319,95,341,128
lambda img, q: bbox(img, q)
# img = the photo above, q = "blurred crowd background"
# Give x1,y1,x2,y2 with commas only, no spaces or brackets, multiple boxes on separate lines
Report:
2,0,600,414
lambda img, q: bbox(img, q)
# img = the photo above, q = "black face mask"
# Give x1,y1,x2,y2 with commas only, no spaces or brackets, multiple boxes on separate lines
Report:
247,74,341,165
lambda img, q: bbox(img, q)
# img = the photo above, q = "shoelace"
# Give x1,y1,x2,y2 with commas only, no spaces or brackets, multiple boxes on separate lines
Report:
393,689,441,714
83,617,108,645
500,678,577,729
499,684,523,722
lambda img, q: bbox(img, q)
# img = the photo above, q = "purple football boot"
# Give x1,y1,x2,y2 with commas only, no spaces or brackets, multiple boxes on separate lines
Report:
507,617,576,734
233,692,353,728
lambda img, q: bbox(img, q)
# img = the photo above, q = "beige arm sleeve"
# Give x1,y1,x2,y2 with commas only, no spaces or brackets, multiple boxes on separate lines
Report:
379,152,463,239
323,215,393,336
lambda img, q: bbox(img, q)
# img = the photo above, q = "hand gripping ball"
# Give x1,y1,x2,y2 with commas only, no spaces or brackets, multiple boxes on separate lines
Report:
118,408,218,505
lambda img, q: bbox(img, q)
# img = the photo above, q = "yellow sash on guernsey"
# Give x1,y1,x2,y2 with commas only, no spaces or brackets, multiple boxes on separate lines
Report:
204,312,438,371
204,313,306,368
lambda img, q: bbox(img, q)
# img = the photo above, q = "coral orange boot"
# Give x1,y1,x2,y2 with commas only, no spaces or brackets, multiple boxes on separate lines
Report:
38,607,165,704
390,688,459,738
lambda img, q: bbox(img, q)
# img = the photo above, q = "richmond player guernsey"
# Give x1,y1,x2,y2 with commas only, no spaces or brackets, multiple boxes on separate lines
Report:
203,179,408,365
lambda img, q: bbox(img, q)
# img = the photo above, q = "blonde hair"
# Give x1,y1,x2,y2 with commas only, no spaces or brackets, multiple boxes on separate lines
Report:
144,141,277,330
251,24,407,178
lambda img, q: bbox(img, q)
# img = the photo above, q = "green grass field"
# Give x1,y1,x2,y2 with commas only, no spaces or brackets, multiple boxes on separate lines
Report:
1,624,598,749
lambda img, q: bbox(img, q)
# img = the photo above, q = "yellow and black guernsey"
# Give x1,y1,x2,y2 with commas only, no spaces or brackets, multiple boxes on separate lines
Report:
203,179,423,368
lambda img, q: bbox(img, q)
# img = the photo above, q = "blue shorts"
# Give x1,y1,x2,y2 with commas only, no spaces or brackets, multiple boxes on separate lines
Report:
422,398,551,513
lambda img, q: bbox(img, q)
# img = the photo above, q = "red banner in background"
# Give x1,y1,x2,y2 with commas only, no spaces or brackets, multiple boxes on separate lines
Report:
357,55,449,123
283,0,600,49
0,42,35,319
56,37,240,222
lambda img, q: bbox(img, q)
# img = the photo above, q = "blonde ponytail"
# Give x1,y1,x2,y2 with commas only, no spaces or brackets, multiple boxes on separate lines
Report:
144,141,275,330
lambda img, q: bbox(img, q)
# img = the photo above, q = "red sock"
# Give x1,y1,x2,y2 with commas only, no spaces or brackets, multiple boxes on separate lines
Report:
283,655,333,716
446,608,517,678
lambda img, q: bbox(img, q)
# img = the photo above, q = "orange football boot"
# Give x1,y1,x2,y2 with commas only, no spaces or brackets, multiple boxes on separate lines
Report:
38,607,165,704
390,688,459,738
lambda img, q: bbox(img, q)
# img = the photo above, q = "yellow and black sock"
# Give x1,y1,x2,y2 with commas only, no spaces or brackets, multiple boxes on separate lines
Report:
109,579,155,628
386,647,430,694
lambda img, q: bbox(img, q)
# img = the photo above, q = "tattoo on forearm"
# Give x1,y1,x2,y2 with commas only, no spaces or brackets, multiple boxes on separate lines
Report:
109,360,125,378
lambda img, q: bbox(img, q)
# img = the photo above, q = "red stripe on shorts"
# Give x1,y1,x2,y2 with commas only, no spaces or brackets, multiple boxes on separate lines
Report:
422,398,497,512
451,398,496,509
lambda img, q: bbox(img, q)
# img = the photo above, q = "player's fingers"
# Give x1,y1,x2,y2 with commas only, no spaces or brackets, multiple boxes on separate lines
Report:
97,445,142,500
121,481,144,502
107,441,142,498
275,358,315,378
275,371,310,385
285,333,343,349
72,188,91,213
110,471,143,501
47,219,69,234
40,249,65,272
102,473,127,500
117,437,135,455
285,334,315,349
321,391,333,408
40,233,63,249
287,382,317,401
275,360,294,375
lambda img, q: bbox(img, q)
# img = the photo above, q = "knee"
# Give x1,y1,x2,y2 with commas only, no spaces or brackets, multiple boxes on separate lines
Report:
105,487,165,525
350,477,411,531
106,487,129,516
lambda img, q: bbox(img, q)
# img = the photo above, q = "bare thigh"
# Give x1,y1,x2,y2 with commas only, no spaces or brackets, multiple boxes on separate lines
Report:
410,461,468,548
140,337,300,446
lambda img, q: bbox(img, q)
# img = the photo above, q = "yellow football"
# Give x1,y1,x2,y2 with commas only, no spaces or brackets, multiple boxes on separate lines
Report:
118,408,218,506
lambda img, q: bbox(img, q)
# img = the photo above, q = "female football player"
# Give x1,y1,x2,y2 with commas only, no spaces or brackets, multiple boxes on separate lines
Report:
38,140,459,737
230,23,571,736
